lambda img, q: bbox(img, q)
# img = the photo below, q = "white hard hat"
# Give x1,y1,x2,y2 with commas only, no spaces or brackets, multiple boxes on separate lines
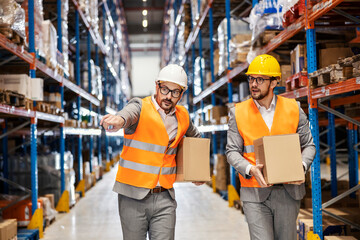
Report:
156,64,188,90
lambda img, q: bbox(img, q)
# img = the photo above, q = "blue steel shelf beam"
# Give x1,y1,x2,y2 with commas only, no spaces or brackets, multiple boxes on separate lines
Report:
306,15,323,237
209,5,218,156
75,10,83,182
57,0,66,194
95,45,102,168
327,110,337,197
87,31,94,174
225,0,236,189
28,0,38,214
103,4,110,163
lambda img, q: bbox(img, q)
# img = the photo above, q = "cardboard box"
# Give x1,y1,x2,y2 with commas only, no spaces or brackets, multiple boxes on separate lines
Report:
175,137,211,182
0,74,31,98
211,106,228,121
254,134,304,184
30,78,44,101
290,44,307,75
0,219,17,240
280,65,292,86
44,193,55,209
214,154,229,191
319,48,353,68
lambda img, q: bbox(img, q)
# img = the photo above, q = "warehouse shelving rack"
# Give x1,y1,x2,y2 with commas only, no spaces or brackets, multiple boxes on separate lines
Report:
0,0,130,234
161,0,360,238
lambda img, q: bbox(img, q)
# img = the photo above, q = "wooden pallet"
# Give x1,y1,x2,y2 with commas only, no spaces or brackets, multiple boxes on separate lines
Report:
45,214,56,227
309,64,350,88
285,71,308,91
36,102,51,114
338,54,360,67
0,90,25,107
24,98,33,110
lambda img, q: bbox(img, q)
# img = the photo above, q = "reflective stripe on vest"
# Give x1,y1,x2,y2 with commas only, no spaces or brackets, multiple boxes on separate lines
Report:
116,96,189,189
235,96,299,188
244,145,254,153
119,158,160,175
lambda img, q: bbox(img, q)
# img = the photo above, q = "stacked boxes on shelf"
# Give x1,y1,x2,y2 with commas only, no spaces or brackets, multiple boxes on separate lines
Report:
217,18,251,77
22,0,44,56
0,0,26,42
309,46,354,88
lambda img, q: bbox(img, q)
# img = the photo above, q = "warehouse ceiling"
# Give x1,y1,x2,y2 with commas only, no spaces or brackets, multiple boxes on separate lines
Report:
123,0,165,52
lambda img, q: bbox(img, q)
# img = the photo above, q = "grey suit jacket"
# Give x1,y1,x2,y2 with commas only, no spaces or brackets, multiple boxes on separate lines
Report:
112,97,201,200
225,97,316,202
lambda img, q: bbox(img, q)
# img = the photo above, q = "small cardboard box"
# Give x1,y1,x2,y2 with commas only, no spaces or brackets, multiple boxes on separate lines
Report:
30,78,44,101
280,65,292,86
254,134,304,184
44,193,55,209
211,106,228,121
176,137,211,182
290,44,307,75
0,219,17,240
319,48,353,68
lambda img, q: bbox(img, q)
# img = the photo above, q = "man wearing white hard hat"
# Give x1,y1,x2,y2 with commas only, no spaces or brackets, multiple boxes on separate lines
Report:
101,64,203,240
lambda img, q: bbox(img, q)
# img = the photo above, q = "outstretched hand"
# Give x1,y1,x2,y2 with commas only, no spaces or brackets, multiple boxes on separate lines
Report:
100,114,125,132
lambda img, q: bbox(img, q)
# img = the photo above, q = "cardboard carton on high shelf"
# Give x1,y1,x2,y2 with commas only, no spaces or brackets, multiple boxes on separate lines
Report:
0,219,17,240
319,48,353,69
254,134,304,185
175,137,211,182
290,44,307,75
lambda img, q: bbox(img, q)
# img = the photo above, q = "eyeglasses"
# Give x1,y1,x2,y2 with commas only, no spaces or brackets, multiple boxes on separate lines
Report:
158,84,183,98
247,76,271,85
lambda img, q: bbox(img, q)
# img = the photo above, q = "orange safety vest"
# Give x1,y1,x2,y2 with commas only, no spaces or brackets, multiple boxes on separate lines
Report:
235,96,299,188
115,96,190,189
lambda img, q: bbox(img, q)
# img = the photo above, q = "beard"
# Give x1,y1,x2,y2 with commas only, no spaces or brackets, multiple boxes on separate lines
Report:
155,94,176,113
251,84,271,100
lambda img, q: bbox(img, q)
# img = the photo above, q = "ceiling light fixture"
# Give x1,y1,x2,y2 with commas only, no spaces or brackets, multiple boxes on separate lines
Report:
142,0,146,2
142,10,148,16
142,19,148,28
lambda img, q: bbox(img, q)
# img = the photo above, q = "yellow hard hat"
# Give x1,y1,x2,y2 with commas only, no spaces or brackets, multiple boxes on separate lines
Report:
246,54,281,78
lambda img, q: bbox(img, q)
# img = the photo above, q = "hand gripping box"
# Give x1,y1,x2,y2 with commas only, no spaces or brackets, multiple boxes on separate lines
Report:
175,137,211,182
253,133,305,185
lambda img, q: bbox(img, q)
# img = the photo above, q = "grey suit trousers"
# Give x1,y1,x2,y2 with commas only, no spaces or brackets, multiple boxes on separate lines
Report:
117,191,177,240
242,185,300,240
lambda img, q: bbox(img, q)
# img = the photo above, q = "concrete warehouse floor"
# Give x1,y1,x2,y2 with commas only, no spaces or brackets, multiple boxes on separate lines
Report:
43,166,250,240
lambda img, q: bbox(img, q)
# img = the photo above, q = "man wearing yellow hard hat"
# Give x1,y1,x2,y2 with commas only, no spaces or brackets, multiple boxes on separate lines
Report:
226,54,315,240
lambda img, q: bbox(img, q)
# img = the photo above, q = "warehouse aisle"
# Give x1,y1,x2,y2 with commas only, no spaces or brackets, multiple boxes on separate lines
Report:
43,166,250,240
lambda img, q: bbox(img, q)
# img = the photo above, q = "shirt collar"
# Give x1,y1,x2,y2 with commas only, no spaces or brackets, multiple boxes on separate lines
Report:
151,95,176,115
254,95,276,110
